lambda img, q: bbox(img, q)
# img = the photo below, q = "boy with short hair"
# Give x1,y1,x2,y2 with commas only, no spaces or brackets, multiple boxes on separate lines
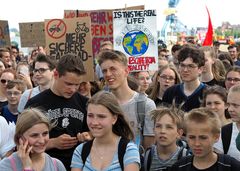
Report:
144,106,188,171
162,45,206,112
171,107,240,170
1,79,26,123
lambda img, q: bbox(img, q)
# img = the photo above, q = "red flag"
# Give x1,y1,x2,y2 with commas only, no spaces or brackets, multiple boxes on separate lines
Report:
202,6,213,46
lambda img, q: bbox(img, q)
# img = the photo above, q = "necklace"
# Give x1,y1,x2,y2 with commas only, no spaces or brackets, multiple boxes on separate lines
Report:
93,143,104,160
93,137,118,160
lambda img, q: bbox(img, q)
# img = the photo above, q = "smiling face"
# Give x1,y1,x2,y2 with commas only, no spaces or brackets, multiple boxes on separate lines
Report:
87,104,117,138
186,121,219,159
34,62,54,86
22,123,49,154
154,114,182,147
100,60,128,90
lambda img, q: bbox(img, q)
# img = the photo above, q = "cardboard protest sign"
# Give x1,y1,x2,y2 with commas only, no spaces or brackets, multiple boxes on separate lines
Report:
113,9,158,71
0,20,10,48
64,5,144,58
19,22,45,47
45,17,94,81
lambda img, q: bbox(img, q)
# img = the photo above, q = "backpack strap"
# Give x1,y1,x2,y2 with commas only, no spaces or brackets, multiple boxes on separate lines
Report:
81,140,94,165
221,123,233,154
143,146,154,171
52,157,58,171
217,154,231,170
118,137,130,171
9,156,17,171
135,93,146,131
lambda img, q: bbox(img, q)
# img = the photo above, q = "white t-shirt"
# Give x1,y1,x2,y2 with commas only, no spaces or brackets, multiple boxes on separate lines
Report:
214,122,240,161
18,86,41,113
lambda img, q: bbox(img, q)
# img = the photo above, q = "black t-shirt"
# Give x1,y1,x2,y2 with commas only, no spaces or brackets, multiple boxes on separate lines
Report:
25,89,89,170
170,154,240,171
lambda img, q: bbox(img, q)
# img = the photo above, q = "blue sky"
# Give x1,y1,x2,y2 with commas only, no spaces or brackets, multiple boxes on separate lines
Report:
0,0,239,30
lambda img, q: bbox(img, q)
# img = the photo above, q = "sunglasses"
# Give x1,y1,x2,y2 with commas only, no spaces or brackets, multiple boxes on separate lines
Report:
0,79,10,84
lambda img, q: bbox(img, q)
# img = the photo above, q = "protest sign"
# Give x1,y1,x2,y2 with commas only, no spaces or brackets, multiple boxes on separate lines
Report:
45,17,94,81
0,20,10,48
19,22,45,47
113,9,158,71
64,5,144,58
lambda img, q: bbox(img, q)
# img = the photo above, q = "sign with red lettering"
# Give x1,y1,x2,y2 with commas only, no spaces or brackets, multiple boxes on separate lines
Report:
19,22,45,47
64,5,144,58
113,10,158,71
45,17,94,81
0,20,10,48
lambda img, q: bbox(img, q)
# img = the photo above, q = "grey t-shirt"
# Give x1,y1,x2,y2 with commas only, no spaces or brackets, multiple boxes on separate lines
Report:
120,92,156,146
0,152,66,171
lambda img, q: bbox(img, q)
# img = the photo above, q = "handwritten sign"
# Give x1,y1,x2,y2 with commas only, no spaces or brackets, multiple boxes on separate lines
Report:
19,22,45,47
64,5,144,58
113,10,158,71
45,17,94,81
0,20,10,48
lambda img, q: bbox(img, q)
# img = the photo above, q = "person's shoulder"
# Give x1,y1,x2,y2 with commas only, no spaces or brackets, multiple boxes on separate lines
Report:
217,153,240,168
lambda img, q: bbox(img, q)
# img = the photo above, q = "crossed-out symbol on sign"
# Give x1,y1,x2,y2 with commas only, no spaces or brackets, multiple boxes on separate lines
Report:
46,19,67,39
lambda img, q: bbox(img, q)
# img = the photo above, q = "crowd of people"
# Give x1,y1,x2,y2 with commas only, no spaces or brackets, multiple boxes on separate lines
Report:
0,40,240,171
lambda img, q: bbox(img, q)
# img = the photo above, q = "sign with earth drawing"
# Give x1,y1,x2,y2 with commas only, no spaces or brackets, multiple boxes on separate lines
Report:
113,9,158,71
45,17,94,81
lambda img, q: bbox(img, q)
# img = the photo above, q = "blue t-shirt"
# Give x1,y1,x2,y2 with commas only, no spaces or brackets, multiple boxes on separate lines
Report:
71,139,140,171
1,105,18,124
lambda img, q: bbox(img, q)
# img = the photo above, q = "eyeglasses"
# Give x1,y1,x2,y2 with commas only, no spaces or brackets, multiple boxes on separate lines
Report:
0,79,10,84
159,75,175,81
179,63,198,70
33,68,50,74
6,91,21,96
226,77,240,82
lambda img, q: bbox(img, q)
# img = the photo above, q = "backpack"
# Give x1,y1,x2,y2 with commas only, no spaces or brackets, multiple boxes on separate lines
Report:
143,145,189,171
221,123,233,154
81,137,130,170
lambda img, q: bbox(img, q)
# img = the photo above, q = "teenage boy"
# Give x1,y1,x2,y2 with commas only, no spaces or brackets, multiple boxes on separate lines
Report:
25,54,90,171
162,45,206,112
1,79,26,123
18,53,56,112
143,106,188,171
98,50,156,149
171,107,240,170
214,84,240,161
